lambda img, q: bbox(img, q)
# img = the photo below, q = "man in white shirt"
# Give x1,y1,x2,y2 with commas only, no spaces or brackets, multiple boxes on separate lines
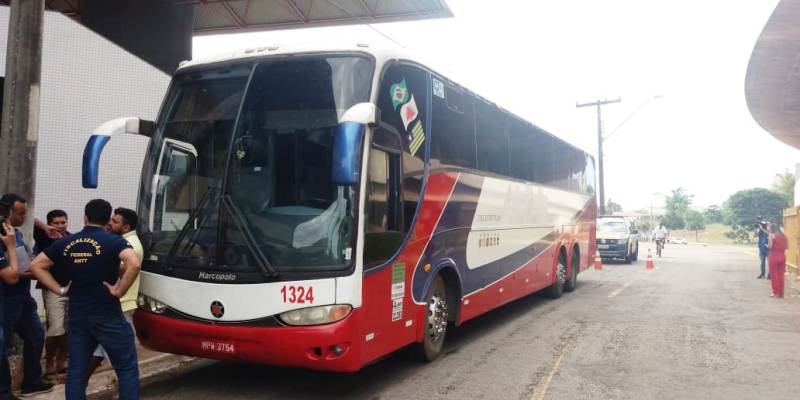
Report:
653,224,668,246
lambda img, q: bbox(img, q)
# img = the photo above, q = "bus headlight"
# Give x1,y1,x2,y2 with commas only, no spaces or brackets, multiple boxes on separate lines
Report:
278,305,352,326
138,294,167,314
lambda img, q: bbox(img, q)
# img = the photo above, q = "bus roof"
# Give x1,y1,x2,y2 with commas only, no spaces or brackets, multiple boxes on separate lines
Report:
180,42,594,158
179,42,419,72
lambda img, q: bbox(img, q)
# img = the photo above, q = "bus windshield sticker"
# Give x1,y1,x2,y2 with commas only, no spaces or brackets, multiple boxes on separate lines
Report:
400,95,419,130
409,120,426,157
344,247,352,261
390,79,410,110
391,263,405,299
391,263,404,321
433,78,445,99
392,298,403,321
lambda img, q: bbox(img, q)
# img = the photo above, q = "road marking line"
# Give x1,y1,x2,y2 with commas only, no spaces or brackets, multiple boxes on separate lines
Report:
608,281,634,298
531,335,577,400
743,251,757,257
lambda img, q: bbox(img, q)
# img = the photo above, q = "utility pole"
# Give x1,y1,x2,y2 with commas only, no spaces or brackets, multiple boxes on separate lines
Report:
576,98,621,215
0,0,44,238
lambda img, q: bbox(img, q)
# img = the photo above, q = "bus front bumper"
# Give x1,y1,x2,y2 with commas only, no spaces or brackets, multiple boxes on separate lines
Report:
133,308,364,372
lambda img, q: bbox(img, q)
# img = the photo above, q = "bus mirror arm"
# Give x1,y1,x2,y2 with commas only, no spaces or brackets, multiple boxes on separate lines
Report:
82,117,154,189
339,102,378,126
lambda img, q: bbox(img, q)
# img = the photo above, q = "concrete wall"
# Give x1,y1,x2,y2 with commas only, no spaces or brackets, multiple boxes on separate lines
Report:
0,6,170,232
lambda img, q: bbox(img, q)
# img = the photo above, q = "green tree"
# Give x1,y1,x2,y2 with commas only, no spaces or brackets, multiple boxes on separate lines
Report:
661,212,685,229
722,188,786,243
771,169,794,206
606,199,622,213
703,205,723,224
636,219,652,232
665,187,693,217
656,188,693,229
684,210,705,241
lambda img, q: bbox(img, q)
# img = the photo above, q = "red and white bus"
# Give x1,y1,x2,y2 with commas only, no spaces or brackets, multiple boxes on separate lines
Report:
83,44,597,372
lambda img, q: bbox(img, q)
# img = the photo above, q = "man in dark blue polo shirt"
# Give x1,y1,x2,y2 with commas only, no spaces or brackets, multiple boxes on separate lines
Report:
30,199,141,400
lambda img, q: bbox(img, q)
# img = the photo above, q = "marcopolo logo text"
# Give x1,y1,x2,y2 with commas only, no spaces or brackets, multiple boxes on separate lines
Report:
198,272,237,281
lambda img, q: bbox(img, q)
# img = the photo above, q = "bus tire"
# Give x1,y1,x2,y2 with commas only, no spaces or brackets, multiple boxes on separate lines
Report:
564,250,579,293
546,253,567,299
414,275,448,362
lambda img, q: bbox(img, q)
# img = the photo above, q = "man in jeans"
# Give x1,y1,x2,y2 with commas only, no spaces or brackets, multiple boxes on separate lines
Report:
0,218,21,400
31,199,141,400
0,194,53,398
86,207,142,379
756,219,770,279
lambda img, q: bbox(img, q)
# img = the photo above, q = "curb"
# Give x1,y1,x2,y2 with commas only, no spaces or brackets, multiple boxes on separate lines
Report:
34,355,213,400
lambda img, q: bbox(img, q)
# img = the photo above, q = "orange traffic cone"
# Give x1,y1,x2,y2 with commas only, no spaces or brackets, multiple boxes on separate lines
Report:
645,249,655,270
594,251,603,270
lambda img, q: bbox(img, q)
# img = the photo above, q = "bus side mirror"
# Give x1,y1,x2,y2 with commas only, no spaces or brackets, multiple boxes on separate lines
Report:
331,122,365,186
82,117,154,188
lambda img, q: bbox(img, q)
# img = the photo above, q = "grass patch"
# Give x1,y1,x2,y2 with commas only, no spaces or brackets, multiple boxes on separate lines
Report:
668,223,753,246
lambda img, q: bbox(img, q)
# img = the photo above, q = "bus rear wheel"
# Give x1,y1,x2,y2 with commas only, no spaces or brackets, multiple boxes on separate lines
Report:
546,254,567,299
564,252,579,293
414,275,448,362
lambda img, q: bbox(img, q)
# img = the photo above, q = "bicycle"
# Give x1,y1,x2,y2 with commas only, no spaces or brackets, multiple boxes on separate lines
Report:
655,238,665,257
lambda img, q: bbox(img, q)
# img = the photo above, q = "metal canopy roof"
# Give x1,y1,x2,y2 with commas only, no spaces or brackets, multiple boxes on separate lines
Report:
186,0,453,35
31,0,453,35
745,0,800,149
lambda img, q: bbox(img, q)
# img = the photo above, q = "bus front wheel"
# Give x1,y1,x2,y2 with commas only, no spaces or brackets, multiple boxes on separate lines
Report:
414,275,448,362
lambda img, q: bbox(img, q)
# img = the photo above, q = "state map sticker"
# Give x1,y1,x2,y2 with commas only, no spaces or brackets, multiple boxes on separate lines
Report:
390,79,410,110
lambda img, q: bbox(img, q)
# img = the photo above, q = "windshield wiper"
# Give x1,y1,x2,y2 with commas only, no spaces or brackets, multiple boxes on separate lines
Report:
163,186,217,271
222,195,278,278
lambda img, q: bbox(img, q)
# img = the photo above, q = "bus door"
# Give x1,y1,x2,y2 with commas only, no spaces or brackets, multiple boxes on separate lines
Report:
150,138,199,234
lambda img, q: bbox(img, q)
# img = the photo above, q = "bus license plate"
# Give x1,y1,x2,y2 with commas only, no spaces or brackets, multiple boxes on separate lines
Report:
597,244,610,249
200,339,236,355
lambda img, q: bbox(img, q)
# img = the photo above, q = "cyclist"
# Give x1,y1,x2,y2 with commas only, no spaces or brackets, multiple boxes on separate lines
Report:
652,224,668,257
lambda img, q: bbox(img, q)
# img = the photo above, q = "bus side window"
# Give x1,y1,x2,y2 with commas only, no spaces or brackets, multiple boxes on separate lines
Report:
372,63,430,265
364,147,403,267
430,82,477,170
476,101,509,176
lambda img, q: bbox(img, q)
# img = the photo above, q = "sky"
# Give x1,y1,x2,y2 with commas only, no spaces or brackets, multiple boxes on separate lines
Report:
193,0,799,212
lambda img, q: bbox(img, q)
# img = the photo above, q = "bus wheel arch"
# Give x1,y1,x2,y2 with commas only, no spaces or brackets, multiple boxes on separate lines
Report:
435,264,462,326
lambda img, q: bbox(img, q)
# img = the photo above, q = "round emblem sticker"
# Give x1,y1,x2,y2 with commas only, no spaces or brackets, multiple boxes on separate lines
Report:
210,301,225,318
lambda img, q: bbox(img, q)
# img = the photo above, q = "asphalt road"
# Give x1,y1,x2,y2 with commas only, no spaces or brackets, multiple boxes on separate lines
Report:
141,243,800,400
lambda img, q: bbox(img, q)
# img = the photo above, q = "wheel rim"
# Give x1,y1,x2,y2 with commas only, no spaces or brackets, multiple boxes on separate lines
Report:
426,291,448,344
557,261,567,285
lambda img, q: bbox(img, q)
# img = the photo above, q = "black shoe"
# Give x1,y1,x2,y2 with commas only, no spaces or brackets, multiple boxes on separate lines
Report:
757,275,764,279
19,382,53,397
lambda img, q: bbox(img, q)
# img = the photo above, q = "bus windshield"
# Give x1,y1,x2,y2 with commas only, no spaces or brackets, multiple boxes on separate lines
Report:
139,55,374,278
